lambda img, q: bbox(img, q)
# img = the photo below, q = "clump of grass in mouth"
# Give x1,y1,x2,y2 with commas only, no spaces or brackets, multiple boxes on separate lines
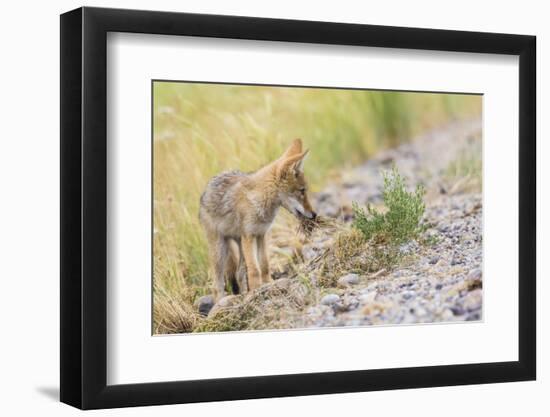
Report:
297,215,339,237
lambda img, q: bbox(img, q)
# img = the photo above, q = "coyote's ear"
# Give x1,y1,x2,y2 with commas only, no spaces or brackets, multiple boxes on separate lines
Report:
293,149,309,174
277,149,309,178
280,139,303,160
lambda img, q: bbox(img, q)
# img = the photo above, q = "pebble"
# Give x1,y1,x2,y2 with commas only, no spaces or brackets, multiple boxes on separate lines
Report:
302,245,321,261
441,308,455,321
195,295,215,316
467,268,482,280
402,291,416,300
466,312,482,321
342,295,360,310
320,294,340,306
463,289,483,312
413,306,428,317
399,243,414,255
450,305,466,316
359,292,377,304
338,273,360,287
333,302,349,313
207,294,239,317
429,255,440,265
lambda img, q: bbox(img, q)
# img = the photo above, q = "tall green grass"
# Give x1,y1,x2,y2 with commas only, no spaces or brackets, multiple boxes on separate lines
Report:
152,81,481,332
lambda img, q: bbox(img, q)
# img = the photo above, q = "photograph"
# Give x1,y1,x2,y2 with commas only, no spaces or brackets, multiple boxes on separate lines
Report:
152,81,483,334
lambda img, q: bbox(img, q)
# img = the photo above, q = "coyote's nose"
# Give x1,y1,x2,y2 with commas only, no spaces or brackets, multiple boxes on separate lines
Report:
311,211,317,220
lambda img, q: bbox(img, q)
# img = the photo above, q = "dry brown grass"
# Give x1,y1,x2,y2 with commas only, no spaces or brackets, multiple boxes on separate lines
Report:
195,278,315,333
297,215,341,237
308,227,407,288
444,134,482,194
153,288,200,334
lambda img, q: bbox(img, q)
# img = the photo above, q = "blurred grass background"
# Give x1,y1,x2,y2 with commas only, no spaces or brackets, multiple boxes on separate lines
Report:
152,81,481,333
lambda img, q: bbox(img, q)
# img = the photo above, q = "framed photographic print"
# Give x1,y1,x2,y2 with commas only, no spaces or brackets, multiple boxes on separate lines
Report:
60,6,536,410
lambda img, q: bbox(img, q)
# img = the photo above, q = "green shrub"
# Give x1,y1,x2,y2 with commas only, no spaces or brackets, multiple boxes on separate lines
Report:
353,167,426,245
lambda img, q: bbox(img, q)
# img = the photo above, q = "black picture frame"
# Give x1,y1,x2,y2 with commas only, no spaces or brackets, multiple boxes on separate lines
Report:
60,6,536,410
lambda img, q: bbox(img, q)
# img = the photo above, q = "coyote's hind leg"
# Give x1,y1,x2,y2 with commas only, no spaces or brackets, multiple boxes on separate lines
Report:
235,239,248,294
226,239,241,294
207,234,230,301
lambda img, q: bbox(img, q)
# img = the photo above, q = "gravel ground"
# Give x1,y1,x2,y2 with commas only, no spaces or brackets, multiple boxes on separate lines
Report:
297,193,482,327
291,118,483,327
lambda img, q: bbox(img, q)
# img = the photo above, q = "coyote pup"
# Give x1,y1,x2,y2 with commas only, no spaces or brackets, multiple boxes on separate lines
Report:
199,139,316,300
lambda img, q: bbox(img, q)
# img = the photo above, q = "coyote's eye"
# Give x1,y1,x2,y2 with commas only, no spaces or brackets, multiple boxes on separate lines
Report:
298,188,306,195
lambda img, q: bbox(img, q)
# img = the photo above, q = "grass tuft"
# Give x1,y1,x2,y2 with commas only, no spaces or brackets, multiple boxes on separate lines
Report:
153,288,200,334
194,278,314,332
314,228,405,288
444,138,482,194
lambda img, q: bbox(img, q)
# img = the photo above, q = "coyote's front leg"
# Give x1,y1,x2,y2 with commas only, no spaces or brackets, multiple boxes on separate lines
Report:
241,235,261,291
257,234,271,284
